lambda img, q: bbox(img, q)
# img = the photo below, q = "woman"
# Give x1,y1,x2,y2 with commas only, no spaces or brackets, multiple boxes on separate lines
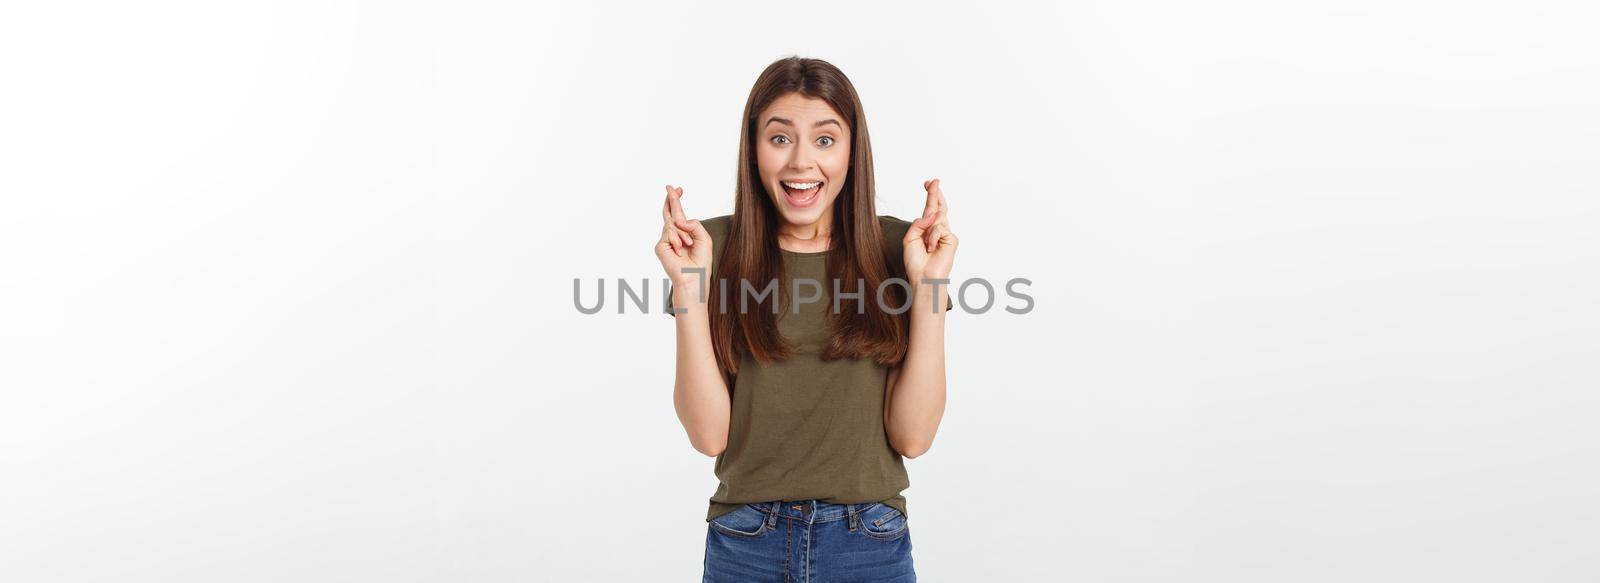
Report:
654,56,956,583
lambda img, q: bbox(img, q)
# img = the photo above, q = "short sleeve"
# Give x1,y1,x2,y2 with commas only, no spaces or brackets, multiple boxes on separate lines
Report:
878,215,956,313
665,215,732,317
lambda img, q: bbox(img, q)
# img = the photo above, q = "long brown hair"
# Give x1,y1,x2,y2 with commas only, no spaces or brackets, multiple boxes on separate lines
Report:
708,56,909,381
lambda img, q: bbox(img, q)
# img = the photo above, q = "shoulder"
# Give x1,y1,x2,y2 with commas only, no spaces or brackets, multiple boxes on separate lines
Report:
698,214,733,248
877,215,916,256
877,215,914,241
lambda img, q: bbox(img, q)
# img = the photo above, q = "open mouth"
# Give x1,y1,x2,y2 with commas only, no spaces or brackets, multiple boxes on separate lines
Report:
781,180,823,207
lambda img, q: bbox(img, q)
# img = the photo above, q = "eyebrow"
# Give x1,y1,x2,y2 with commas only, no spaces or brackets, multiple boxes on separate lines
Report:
763,116,843,129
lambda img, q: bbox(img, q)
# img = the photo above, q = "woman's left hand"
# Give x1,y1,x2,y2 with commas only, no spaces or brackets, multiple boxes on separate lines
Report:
903,178,958,287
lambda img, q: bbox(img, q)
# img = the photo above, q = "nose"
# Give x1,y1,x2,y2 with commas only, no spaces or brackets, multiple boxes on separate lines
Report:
786,142,815,172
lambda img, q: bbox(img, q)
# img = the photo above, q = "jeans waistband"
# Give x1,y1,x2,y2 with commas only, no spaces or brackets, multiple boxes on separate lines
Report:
749,499,881,525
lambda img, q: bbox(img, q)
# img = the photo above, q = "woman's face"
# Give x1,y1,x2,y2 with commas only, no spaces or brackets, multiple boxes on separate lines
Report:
755,92,851,229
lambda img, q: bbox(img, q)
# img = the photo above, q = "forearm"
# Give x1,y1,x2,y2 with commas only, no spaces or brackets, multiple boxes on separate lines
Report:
671,284,731,456
886,283,949,457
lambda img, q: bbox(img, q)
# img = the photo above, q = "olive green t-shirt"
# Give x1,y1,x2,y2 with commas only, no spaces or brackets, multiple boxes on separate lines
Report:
670,214,946,523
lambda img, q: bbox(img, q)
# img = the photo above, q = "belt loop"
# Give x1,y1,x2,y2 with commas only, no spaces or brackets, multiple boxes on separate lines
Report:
847,503,860,531
765,501,779,529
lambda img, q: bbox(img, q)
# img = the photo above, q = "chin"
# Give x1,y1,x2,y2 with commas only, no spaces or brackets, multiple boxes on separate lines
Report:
777,208,819,225
774,199,833,226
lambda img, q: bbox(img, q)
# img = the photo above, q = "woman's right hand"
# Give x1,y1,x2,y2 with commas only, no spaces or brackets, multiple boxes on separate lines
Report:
654,185,714,293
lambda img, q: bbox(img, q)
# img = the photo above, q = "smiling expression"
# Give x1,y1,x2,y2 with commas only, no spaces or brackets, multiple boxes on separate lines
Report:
755,93,851,231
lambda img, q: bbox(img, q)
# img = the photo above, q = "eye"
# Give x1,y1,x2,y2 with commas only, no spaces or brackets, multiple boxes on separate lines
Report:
770,135,791,145
816,136,835,147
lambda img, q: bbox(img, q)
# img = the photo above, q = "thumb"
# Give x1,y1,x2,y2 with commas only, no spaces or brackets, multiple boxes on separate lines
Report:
903,215,932,246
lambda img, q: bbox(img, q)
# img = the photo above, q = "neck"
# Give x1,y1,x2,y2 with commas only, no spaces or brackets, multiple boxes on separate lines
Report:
777,206,835,252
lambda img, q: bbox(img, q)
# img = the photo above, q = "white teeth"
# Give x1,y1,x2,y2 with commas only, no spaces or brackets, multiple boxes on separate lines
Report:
782,181,820,190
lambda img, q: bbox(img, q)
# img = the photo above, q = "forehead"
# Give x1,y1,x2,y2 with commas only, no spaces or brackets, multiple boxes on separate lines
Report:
759,93,848,129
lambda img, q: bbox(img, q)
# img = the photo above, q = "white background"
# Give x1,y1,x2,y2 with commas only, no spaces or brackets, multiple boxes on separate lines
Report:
3,1,1598,581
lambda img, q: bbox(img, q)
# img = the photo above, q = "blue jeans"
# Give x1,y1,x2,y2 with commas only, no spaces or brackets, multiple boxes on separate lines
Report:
702,499,915,582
